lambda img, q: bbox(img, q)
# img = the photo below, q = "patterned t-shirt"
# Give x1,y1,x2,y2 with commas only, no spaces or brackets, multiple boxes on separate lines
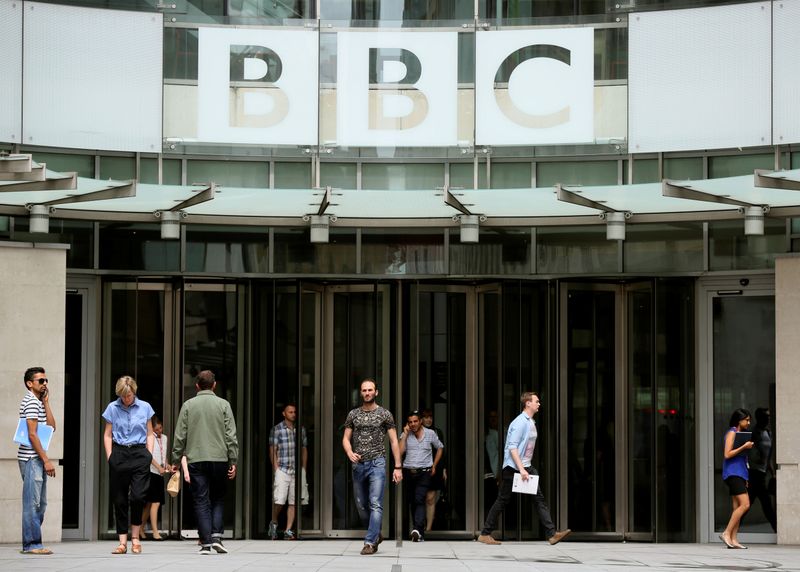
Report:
18,390,47,462
344,405,396,462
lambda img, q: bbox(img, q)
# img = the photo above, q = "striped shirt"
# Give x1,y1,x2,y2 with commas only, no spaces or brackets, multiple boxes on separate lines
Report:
18,390,47,462
402,427,443,469
269,421,307,475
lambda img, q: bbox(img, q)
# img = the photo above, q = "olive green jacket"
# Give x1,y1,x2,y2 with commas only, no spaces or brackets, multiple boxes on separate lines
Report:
172,390,238,465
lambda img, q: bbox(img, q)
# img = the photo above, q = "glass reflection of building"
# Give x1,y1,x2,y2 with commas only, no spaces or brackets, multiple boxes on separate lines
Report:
2,0,791,546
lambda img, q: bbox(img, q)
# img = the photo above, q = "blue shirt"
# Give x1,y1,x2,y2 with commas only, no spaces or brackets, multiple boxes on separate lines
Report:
503,411,537,470
402,427,443,469
102,397,154,446
722,428,749,481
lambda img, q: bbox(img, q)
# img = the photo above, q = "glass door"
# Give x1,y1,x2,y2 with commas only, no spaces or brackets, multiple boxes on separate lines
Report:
559,283,622,539
101,281,244,539
407,284,477,538
101,281,176,538
702,278,777,544
323,284,394,538
178,283,244,539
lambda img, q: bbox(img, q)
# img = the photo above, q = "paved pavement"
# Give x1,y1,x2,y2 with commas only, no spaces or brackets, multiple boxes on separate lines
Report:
2,539,800,572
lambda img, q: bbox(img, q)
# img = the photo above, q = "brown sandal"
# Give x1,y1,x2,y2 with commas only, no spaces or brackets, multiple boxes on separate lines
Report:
131,541,142,554
111,544,127,555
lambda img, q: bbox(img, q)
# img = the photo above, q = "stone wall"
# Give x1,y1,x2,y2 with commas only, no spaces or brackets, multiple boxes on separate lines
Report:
0,242,66,546
775,255,800,545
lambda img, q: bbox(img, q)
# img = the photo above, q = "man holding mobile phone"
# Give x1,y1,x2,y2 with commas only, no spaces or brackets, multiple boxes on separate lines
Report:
18,366,56,555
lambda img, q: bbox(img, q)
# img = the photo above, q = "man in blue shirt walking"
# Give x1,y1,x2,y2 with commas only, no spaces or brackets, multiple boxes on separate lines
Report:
478,392,571,546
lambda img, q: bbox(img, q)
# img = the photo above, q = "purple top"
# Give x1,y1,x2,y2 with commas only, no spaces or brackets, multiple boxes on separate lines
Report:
722,428,749,481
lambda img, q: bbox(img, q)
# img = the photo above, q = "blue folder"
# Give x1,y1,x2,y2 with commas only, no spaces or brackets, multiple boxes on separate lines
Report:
13,418,54,451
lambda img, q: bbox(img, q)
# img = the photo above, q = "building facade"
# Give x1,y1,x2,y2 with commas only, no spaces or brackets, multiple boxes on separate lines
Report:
2,0,799,546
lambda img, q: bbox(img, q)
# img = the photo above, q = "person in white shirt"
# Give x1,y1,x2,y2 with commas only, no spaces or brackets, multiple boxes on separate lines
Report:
142,416,175,540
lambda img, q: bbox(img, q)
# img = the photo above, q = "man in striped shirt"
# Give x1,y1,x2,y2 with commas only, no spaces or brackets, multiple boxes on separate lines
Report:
399,410,443,542
18,366,56,555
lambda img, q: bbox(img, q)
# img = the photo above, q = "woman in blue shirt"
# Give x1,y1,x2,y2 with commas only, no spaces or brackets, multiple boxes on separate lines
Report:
719,408,754,550
102,376,154,555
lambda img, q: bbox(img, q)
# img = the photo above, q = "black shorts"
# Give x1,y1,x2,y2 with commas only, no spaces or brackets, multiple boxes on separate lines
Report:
725,476,747,496
145,472,166,504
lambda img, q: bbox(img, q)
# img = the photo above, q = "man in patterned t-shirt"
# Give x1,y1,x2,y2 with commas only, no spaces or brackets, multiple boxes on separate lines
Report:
342,378,403,555
18,366,56,555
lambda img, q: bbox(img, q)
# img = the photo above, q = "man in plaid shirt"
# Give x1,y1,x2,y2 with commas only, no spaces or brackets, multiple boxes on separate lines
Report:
268,404,308,540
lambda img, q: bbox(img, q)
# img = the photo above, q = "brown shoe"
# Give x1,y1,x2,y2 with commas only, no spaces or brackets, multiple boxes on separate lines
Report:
548,529,572,545
477,534,501,545
360,543,377,555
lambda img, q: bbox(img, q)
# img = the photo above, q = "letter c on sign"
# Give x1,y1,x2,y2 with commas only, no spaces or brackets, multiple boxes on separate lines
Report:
494,44,571,129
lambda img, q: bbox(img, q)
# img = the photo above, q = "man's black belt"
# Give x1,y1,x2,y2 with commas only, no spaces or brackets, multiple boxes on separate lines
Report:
405,467,432,474
113,442,146,449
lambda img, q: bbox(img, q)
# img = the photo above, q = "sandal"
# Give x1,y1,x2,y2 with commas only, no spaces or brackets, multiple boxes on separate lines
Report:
111,544,127,555
131,541,143,554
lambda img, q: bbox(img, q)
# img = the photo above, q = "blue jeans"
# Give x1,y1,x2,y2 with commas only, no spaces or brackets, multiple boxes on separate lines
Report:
352,457,386,545
19,458,47,552
188,462,228,546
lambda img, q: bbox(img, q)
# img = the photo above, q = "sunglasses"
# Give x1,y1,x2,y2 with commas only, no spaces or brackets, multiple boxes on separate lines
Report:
35,378,49,384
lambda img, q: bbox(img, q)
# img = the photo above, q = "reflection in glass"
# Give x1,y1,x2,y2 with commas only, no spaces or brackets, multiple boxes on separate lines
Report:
99,223,180,271
105,287,166,533
655,279,695,541
537,226,618,274
362,230,445,274
566,289,616,533
181,289,239,534
624,223,703,273
713,296,775,534
709,219,786,271
186,225,269,273
449,228,531,274
628,286,652,534
273,229,356,273
12,218,94,269
331,290,386,530
62,293,83,529
415,291,467,533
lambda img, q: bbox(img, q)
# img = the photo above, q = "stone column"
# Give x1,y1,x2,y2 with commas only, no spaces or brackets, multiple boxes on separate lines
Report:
0,242,66,547
775,254,800,545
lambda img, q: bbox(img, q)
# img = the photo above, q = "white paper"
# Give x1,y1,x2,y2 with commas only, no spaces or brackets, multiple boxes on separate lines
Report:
512,472,539,495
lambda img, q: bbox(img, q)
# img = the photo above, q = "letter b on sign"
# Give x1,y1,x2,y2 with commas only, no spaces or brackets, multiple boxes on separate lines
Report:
197,28,318,146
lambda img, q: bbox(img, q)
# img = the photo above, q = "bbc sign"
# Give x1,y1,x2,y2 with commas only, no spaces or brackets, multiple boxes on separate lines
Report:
197,27,594,147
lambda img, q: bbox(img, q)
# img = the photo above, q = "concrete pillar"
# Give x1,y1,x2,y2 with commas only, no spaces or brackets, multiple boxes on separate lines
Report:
775,255,800,545
0,242,66,547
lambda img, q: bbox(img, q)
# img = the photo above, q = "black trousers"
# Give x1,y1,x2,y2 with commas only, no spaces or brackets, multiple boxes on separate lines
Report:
748,470,777,532
404,469,432,533
481,466,556,539
108,444,152,535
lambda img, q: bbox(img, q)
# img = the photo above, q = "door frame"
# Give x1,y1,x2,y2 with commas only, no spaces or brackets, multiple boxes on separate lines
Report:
63,276,99,540
697,274,776,545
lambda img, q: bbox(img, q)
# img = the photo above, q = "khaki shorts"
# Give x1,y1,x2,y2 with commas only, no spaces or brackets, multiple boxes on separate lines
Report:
273,468,309,505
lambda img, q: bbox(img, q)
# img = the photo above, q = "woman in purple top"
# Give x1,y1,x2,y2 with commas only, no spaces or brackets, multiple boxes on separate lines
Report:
720,408,754,549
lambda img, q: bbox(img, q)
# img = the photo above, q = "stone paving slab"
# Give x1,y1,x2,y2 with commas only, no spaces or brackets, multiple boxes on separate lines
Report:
1,540,800,572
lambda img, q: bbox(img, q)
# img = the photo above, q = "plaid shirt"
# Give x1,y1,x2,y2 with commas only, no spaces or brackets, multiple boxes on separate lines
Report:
269,421,307,475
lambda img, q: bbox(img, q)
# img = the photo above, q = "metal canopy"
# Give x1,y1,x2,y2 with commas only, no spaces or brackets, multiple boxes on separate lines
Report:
2,169,800,226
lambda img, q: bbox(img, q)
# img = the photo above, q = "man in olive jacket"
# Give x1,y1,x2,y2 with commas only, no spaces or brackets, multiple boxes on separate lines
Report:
173,370,239,555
